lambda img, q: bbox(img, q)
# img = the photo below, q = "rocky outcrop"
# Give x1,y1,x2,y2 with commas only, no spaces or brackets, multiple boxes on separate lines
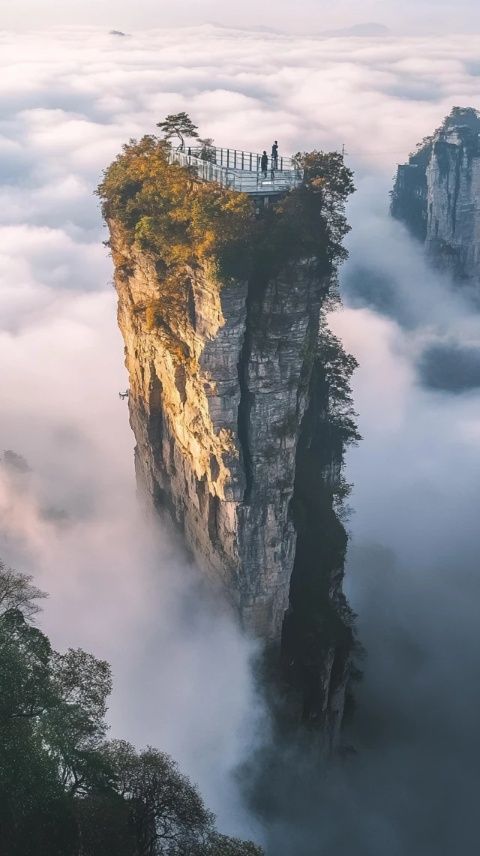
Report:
102,141,357,744
112,224,331,638
392,107,480,292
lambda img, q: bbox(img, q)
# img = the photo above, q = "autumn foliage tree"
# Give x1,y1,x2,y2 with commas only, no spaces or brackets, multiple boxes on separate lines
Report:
97,136,355,293
98,135,254,281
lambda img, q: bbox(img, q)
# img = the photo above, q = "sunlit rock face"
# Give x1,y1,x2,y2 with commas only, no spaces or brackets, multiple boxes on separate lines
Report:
106,163,357,746
111,218,326,638
392,107,480,292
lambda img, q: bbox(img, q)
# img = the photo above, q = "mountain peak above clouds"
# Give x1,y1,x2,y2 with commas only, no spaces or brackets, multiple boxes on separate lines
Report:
319,22,390,37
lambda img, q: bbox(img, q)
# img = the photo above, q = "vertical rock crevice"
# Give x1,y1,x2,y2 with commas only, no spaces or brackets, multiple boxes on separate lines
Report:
236,279,255,504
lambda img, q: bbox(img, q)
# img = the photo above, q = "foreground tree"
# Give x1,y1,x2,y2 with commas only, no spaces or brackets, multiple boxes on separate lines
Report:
202,834,264,855
0,560,46,619
0,598,79,854
0,561,264,855
100,740,212,855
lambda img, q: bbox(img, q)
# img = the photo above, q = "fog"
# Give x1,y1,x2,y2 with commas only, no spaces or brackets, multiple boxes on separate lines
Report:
1,24,480,853
259,181,480,854
3,0,480,35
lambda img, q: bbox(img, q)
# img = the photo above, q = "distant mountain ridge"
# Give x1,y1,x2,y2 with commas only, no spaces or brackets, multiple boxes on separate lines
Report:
318,22,390,37
203,21,390,38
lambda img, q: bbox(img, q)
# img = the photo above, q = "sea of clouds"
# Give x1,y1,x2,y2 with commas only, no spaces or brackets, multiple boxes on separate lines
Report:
1,25,480,853
4,0,480,35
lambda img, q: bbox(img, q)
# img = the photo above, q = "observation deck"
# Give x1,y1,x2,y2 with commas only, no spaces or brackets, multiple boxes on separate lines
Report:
168,144,304,196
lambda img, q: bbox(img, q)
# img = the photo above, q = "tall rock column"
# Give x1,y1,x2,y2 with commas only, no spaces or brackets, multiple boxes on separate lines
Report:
112,226,326,639
99,138,358,743
392,106,480,292
425,126,480,282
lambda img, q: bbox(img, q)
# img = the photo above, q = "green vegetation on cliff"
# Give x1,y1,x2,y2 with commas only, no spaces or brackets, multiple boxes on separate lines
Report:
97,136,354,286
284,323,361,726
0,561,263,856
97,135,254,280
98,129,359,735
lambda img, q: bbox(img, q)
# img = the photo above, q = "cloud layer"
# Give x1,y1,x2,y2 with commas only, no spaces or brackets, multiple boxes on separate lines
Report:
3,0,480,35
1,24,480,851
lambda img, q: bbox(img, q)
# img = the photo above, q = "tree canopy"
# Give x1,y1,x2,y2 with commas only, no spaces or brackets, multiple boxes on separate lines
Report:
98,135,254,282
0,561,264,856
97,136,355,290
156,112,199,149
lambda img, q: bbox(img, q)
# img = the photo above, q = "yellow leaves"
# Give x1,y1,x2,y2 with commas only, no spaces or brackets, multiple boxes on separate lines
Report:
167,242,192,267
195,228,217,258
98,135,255,280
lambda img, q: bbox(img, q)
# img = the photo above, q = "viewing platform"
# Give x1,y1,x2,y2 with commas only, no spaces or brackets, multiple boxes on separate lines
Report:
168,144,304,196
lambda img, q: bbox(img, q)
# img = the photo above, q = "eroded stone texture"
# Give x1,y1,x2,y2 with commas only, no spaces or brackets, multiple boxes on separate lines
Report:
392,107,480,293
111,218,328,639
108,193,357,750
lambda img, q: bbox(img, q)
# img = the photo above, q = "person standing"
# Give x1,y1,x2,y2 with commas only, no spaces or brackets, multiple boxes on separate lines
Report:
272,140,279,169
261,150,268,178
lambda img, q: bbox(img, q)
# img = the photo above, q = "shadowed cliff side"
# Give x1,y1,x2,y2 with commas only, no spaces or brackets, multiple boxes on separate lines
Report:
98,136,359,748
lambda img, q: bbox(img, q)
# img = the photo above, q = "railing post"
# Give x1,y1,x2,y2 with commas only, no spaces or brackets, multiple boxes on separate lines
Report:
281,157,283,171
250,153,252,171
234,150,237,168
242,152,244,170
227,149,230,168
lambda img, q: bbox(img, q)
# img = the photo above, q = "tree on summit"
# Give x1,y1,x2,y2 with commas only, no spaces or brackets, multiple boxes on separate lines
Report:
156,112,199,150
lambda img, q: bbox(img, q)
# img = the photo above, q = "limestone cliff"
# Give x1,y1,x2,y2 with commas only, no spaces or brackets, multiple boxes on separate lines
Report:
391,107,480,293
99,138,358,743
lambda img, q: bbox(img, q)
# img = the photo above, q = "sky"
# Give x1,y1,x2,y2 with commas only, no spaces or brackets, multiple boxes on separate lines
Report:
0,20,480,855
2,0,480,34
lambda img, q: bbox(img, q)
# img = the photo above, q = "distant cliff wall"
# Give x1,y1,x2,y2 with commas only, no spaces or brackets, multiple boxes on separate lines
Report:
391,107,480,292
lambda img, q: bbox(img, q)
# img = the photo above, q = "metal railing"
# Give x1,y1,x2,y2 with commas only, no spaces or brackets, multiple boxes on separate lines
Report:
167,144,303,196
188,145,298,173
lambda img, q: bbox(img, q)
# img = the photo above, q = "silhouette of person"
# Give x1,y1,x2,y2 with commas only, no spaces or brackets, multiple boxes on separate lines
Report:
272,140,278,169
261,151,268,178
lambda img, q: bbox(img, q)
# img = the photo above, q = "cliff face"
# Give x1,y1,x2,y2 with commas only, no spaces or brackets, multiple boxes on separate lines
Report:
392,107,480,291
100,139,357,743
113,229,323,638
